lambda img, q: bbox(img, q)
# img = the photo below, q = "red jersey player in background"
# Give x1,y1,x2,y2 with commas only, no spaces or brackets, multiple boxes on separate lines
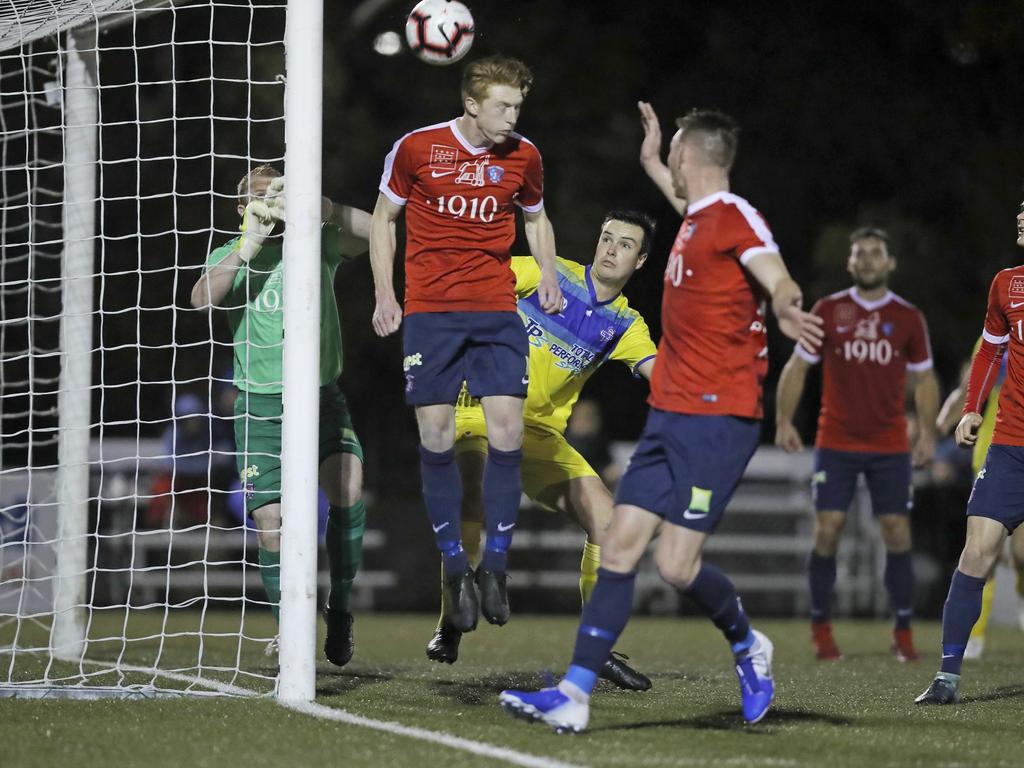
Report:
499,102,824,732
774,227,940,663
370,56,562,637
917,201,1024,705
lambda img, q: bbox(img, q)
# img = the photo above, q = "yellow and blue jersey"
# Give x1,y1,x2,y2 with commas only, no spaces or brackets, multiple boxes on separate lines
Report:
459,256,656,434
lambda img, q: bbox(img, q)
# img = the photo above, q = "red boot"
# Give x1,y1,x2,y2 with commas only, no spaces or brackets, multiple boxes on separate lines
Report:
812,622,843,661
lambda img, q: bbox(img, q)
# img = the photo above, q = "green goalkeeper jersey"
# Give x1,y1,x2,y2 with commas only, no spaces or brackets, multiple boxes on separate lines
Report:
206,224,348,394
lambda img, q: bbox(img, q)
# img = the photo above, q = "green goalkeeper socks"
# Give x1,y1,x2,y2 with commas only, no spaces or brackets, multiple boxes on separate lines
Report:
257,547,281,622
325,501,366,614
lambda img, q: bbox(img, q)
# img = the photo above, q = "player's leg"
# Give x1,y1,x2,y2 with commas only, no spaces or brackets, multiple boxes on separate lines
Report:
234,391,284,630
866,451,917,660
468,311,529,625
808,449,858,660
404,313,478,632
500,502,659,733
500,409,669,732
1010,531,1024,630
317,385,366,666
426,435,486,664
536,462,652,691
917,445,1023,704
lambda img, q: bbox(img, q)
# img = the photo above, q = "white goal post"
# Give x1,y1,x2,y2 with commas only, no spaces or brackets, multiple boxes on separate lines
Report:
0,0,320,701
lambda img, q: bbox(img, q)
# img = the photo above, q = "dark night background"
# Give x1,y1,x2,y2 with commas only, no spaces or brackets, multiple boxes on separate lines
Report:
7,0,1024,499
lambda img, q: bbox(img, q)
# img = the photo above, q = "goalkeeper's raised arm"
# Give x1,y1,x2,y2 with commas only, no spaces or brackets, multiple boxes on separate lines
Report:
190,165,370,310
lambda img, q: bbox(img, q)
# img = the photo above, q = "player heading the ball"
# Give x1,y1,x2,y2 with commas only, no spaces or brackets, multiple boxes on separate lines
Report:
370,55,562,635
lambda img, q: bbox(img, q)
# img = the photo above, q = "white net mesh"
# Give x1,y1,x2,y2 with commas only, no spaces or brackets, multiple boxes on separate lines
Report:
0,0,289,697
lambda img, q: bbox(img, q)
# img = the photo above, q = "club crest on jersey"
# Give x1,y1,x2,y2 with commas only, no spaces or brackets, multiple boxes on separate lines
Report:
600,326,616,342
1011,275,1024,298
486,165,505,184
455,156,490,187
854,311,881,341
429,144,458,173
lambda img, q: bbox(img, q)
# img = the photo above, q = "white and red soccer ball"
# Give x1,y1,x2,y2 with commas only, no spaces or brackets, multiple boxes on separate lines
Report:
405,0,475,66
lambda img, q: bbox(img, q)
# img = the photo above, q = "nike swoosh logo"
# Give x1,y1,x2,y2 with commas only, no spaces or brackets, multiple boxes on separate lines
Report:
1011,300,1024,308
521,376,530,385
941,654,956,659
432,522,449,533
431,170,454,178
682,509,708,520
497,522,515,532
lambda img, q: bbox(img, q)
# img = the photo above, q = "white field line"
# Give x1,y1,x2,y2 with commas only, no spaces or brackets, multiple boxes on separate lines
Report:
281,699,585,768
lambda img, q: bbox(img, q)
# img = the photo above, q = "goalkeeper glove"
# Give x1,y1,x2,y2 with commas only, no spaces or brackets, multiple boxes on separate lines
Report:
236,199,276,263
265,176,286,222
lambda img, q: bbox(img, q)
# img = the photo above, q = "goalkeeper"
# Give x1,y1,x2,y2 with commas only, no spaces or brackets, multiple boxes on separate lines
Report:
426,211,658,691
191,165,370,666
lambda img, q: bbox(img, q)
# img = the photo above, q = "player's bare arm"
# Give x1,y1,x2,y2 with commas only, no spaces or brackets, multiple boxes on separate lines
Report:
936,361,970,434
332,204,371,258
637,101,686,216
190,199,276,311
744,250,825,350
774,353,811,453
369,193,403,337
636,357,655,381
910,368,940,467
523,207,563,314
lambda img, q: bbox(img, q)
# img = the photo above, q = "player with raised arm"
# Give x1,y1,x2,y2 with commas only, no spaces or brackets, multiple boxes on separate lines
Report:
774,227,939,662
370,56,562,634
426,211,658,691
498,103,824,732
917,200,1024,703
191,165,370,666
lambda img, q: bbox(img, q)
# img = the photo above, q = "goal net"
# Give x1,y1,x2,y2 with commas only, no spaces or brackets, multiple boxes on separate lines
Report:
0,0,312,699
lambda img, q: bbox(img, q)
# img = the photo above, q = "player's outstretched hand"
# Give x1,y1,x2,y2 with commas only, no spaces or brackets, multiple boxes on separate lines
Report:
265,176,286,222
537,272,563,315
372,294,403,337
638,101,663,167
775,421,803,453
954,412,983,448
777,304,824,351
912,430,937,468
237,200,276,262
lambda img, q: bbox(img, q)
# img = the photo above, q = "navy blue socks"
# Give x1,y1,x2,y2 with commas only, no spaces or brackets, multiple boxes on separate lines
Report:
419,445,468,575
480,445,522,573
940,569,986,675
808,551,836,624
567,568,636,694
885,550,915,630
685,562,754,653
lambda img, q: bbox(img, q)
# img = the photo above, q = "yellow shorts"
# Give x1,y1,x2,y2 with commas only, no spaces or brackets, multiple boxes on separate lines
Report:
454,409,598,503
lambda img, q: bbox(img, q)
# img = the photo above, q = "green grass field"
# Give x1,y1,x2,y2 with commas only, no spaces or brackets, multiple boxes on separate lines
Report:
3,614,1023,768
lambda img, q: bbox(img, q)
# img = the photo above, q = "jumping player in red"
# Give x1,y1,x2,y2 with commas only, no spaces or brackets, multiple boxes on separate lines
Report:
917,200,1024,704
774,227,939,662
499,102,824,732
370,56,562,636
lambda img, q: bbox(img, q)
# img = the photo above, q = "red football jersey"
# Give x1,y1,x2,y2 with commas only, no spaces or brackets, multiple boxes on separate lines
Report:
649,191,779,419
965,267,1024,447
379,119,544,314
796,288,932,453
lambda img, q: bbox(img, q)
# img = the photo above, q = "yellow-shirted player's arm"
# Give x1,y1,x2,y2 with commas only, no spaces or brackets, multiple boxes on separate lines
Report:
609,311,658,380
510,255,543,298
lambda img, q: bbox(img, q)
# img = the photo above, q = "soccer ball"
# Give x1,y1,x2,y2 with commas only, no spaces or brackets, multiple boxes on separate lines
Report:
405,0,475,66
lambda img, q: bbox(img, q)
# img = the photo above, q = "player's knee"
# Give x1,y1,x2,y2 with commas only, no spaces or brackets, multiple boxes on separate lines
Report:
418,423,455,452
813,515,844,554
654,552,699,589
879,516,911,551
486,422,523,452
960,540,999,577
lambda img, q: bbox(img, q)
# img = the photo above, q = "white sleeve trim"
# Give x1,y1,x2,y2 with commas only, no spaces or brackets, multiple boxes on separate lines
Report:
983,329,1010,345
731,196,779,250
378,183,407,207
516,197,544,214
794,343,820,365
739,246,777,266
906,359,933,372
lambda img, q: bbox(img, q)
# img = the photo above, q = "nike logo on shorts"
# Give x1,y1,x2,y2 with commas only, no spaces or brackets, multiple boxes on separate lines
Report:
682,509,708,520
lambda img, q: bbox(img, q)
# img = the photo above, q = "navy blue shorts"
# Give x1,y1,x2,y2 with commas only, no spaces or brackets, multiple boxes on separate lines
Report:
402,311,529,406
812,448,912,516
614,409,761,533
966,444,1024,532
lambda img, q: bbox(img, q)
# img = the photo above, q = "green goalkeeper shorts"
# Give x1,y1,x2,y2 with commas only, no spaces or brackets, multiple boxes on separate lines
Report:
234,381,364,515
